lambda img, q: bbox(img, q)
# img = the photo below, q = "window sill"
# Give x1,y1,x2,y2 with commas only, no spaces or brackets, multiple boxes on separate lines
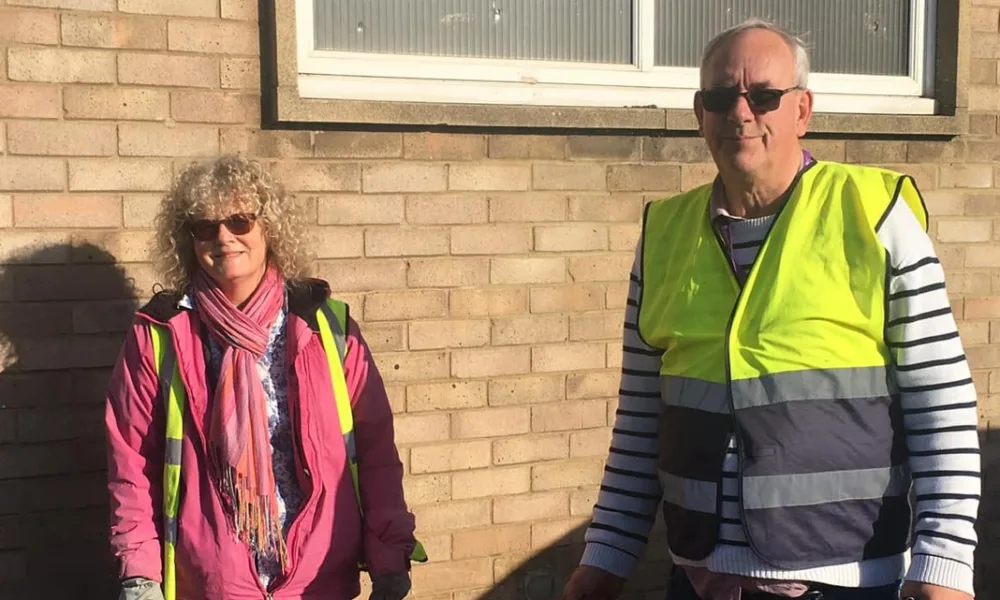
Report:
273,87,966,137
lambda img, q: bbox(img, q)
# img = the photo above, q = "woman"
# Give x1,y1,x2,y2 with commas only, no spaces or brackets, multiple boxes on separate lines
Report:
106,155,419,600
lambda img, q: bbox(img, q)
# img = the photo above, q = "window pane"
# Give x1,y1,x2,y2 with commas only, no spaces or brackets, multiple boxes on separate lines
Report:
655,0,911,76
313,0,634,65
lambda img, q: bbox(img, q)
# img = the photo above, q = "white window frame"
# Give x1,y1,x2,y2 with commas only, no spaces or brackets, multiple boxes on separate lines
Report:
296,0,937,115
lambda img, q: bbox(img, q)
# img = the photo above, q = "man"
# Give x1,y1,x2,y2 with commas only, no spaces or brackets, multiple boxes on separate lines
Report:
561,19,980,600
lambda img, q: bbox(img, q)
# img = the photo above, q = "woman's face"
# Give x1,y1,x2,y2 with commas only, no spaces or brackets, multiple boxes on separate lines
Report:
190,200,268,292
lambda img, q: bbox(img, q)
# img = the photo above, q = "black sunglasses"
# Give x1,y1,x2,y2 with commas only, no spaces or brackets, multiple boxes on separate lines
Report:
189,213,258,241
699,86,800,114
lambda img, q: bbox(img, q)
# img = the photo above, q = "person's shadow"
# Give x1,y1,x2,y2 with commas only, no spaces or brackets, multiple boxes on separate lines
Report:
0,242,140,600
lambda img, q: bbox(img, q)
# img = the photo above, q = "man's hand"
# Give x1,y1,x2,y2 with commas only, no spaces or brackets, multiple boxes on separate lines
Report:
899,581,974,600
559,566,626,600
369,571,411,600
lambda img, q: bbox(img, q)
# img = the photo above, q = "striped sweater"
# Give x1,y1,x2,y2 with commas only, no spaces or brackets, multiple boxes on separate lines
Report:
581,178,981,595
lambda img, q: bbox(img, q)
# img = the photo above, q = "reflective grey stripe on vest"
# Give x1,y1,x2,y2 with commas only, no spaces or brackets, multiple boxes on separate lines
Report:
165,438,182,466
164,516,178,544
742,464,910,510
661,376,728,414
658,471,717,514
731,366,894,409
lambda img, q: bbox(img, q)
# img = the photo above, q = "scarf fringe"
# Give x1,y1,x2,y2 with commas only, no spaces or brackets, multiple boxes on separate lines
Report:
216,453,290,572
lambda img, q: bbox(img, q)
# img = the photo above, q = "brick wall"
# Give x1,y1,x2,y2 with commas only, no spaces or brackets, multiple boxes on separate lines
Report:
0,1,998,599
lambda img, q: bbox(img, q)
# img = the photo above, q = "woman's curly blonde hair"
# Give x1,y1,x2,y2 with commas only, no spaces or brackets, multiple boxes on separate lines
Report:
154,155,312,292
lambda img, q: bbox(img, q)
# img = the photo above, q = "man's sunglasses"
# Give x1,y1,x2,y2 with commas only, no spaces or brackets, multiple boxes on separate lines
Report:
189,213,258,241
699,86,800,114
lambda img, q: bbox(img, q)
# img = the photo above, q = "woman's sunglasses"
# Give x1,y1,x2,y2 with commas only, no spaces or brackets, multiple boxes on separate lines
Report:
189,213,258,241
699,86,800,114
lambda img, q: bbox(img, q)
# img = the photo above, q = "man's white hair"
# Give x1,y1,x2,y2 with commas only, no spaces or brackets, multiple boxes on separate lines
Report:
699,18,811,89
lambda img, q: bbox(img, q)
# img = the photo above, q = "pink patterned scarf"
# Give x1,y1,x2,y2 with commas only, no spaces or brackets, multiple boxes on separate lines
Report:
192,264,287,570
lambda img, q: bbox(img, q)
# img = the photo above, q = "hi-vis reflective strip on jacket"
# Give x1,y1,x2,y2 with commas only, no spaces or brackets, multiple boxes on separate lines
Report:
638,161,924,568
149,298,426,599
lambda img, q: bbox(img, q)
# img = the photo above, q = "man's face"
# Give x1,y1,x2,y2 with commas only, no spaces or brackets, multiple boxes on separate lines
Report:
695,29,813,178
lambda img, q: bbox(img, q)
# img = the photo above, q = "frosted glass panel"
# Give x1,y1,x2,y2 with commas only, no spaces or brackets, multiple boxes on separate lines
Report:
655,0,911,76
314,0,635,65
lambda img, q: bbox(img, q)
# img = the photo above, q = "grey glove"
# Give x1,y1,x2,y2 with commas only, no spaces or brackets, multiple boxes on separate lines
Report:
369,571,411,600
118,577,164,600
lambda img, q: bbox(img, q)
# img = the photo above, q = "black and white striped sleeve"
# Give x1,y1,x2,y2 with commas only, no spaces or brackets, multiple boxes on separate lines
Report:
580,232,665,578
878,196,980,596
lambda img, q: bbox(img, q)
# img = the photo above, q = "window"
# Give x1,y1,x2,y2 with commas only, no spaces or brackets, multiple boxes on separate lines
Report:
294,0,938,115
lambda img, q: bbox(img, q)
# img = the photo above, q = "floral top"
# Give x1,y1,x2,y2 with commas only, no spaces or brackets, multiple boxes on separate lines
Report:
188,295,305,587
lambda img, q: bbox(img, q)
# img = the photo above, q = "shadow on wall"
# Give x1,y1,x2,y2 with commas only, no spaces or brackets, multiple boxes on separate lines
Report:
976,426,999,598
0,243,139,600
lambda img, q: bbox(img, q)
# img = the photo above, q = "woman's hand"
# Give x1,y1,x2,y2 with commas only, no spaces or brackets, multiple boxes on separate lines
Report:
369,571,412,600
118,577,164,600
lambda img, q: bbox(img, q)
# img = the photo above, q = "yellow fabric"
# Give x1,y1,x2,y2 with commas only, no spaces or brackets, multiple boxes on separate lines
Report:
638,161,923,383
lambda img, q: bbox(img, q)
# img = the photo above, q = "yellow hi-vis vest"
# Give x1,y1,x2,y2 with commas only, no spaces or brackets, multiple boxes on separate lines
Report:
638,161,927,569
149,298,427,600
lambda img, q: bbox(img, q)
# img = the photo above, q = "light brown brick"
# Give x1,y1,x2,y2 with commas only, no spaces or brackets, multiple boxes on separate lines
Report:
407,195,488,224
452,407,530,440
532,399,608,432
0,196,12,228
409,319,490,350
364,227,449,258
493,433,568,465
404,133,486,160
221,0,255,18
534,225,607,252
642,137,711,162
0,231,72,263
363,163,447,193
314,132,402,159
450,288,527,318
8,48,115,83
393,413,450,445
119,0,217,17
492,315,568,346
452,525,531,559
365,290,448,321
373,351,450,383
497,258,571,288
410,558,493,596
493,491,568,523
940,164,993,189
167,19,256,54
570,428,612,457
966,298,1000,320
273,163,360,192
530,284,605,313
118,53,218,88
921,190,967,217
170,90,255,123
0,9,59,45
450,164,530,191
317,194,403,225
606,281,629,309
681,163,719,189
9,0,113,8
71,230,152,263
967,247,1000,268
0,85,60,119
411,440,491,474
221,57,259,89
488,374,565,406
68,159,170,191
533,164,605,191
531,459,604,491
411,500,491,532
13,195,121,228
60,13,165,49
531,517,589,549
451,225,531,255
408,257,489,288
118,123,218,157
489,193,567,222
567,370,619,400
973,6,1000,31
219,129,311,158
452,347,530,379
845,141,908,163
0,158,66,192
7,121,115,157
314,259,405,292
570,487,599,516
937,220,993,243
609,224,641,251
63,87,168,121
608,164,681,192
307,226,363,259
568,254,632,282
568,193,644,222
408,381,487,412
570,311,623,341
959,321,991,346
567,136,639,160
532,343,606,373
452,466,531,499
360,322,406,353
972,59,997,85
489,135,566,159
945,271,993,296
403,474,451,506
